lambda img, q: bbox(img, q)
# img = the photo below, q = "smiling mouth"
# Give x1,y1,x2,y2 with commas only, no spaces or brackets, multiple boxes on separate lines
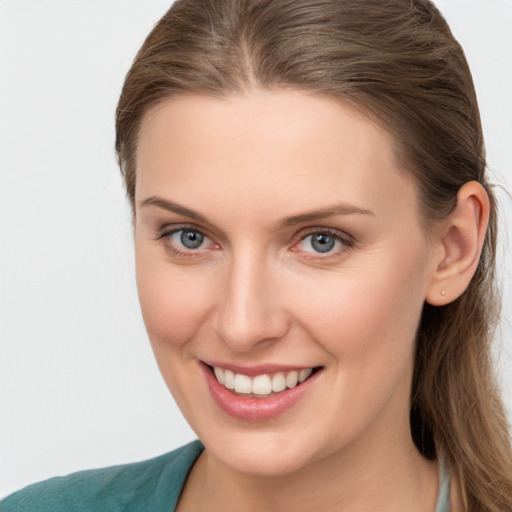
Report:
208,365,322,397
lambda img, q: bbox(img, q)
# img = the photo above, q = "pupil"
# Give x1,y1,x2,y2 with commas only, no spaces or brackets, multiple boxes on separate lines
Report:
181,230,203,249
312,234,335,253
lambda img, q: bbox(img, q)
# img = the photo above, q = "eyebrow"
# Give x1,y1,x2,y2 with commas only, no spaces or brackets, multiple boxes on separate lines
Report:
140,196,374,229
277,203,374,228
141,196,209,222
140,196,219,232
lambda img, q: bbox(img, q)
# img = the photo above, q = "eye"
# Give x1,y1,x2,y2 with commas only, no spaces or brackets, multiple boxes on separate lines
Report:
156,225,220,259
169,228,210,250
296,231,349,254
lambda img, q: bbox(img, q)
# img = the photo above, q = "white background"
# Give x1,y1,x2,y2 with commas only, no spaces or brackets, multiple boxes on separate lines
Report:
1,0,511,498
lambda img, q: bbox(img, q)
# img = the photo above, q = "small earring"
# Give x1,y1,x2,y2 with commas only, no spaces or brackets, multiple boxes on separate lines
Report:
441,290,446,296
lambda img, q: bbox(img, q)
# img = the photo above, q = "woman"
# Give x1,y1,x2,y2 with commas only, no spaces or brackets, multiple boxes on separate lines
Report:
2,0,511,510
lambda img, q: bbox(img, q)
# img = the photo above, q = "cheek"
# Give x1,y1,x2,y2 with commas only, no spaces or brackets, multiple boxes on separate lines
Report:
135,251,214,349
293,251,428,365
134,253,215,412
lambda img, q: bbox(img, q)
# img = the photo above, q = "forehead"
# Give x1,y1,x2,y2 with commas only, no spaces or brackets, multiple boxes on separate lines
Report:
135,90,418,223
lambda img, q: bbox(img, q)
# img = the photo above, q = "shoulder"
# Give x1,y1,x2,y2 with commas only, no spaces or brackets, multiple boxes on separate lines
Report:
0,440,203,512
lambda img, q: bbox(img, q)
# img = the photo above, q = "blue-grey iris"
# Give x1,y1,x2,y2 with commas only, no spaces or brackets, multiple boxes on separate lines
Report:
311,233,335,253
181,230,204,249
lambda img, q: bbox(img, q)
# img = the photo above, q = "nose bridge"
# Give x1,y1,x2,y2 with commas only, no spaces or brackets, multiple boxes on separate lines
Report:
215,246,287,351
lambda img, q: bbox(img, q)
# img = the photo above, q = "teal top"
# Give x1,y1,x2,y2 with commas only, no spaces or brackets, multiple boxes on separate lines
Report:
1,441,450,511
0,441,204,512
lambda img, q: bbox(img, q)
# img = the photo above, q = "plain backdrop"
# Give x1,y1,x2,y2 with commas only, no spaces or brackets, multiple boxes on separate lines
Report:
1,0,511,498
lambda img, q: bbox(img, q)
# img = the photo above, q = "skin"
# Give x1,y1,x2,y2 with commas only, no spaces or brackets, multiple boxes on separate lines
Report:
134,90,487,511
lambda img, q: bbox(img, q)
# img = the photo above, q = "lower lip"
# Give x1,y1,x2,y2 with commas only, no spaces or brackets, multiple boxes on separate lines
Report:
201,363,321,421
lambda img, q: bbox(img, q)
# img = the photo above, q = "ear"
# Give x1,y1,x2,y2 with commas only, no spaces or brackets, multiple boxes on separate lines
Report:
425,181,490,306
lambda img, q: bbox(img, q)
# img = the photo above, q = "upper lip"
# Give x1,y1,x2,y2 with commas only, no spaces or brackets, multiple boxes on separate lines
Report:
202,360,320,377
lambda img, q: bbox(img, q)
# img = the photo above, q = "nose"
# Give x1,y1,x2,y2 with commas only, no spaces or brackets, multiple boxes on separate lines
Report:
214,250,289,352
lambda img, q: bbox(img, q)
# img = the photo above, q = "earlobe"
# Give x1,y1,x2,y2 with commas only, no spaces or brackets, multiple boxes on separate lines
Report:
425,181,490,306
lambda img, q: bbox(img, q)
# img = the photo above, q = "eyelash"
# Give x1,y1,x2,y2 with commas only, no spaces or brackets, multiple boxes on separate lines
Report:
154,225,354,259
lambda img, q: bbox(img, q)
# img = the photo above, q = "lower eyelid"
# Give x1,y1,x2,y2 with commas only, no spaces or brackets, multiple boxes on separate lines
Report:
296,244,353,261
161,238,207,258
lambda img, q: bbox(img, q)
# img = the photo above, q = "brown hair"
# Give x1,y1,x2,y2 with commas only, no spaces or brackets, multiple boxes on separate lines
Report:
115,0,512,509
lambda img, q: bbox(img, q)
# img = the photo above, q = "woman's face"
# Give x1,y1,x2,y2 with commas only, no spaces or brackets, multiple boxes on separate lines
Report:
134,90,439,476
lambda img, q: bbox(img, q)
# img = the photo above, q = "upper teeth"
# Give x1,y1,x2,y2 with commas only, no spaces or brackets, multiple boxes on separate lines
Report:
213,367,313,396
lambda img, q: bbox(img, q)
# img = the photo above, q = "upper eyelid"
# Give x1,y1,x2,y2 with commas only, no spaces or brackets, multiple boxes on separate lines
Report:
295,226,353,243
300,227,347,237
158,223,211,239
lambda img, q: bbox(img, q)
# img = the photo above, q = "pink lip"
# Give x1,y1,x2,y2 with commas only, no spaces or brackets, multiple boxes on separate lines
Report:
200,362,321,421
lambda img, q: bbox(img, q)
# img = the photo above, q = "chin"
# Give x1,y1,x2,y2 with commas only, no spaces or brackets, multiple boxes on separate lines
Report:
201,427,324,477
221,450,312,477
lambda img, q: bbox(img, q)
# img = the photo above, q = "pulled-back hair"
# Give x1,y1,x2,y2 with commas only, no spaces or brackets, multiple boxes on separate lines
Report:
115,1,512,509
